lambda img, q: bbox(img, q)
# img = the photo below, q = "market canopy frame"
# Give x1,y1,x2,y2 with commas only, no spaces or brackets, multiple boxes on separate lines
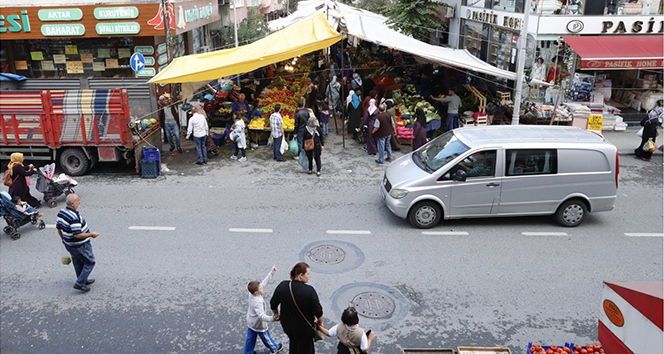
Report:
149,12,342,84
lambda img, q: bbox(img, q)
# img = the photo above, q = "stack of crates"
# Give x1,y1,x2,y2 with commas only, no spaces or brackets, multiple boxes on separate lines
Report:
141,147,161,178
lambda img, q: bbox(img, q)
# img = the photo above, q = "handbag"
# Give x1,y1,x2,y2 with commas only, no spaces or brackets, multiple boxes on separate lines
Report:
289,281,323,342
637,127,644,137
3,169,16,187
304,130,315,151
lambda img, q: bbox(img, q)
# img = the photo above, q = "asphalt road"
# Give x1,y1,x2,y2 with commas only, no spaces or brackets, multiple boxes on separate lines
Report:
1,134,662,354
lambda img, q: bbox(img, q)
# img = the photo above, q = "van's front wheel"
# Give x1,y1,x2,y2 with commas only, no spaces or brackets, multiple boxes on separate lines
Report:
555,199,587,227
409,201,442,229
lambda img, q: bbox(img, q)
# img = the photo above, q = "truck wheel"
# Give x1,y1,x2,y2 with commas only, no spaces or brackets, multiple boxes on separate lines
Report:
555,199,588,227
408,201,442,229
60,148,90,176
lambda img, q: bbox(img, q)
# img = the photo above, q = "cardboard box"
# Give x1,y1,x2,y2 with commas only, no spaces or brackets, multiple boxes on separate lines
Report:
457,347,512,354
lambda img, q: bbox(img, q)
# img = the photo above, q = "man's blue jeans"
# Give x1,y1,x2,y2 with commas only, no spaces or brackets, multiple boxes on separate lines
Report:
65,242,95,287
165,123,181,150
273,135,283,160
194,136,207,162
446,113,459,131
296,131,304,153
377,135,392,163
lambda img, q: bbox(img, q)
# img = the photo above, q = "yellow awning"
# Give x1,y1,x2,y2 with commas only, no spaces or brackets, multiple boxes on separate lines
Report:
149,13,341,84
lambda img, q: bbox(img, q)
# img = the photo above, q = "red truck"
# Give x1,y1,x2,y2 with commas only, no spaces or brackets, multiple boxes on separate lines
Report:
0,89,160,175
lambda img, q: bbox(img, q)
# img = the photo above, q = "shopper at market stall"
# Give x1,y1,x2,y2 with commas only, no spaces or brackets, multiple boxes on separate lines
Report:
326,76,342,113
431,89,461,132
362,74,376,99
362,90,377,115
232,94,252,119
318,306,375,354
270,262,324,354
270,104,285,162
294,100,310,153
320,102,330,137
186,101,209,165
231,111,248,162
634,107,662,161
373,104,394,164
359,98,379,155
304,116,325,176
412,108,428,151
6,153,41,208
240,82,256,104
351,73,363,92
385,97,402,152
346,90,363,139
158,94,182,155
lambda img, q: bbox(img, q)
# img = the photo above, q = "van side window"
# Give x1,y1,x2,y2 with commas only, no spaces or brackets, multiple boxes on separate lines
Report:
442,150,497,180
506,149,557,176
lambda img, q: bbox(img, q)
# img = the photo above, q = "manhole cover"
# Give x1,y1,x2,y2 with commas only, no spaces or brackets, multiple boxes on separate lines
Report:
307,245,346,264
350,291,396,319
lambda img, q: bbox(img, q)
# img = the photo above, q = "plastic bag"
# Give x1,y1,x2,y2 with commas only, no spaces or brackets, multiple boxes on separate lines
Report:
644,139,658,152
637,127,644,137
267,135,273,147
298,151,309,170
280,136,287,155
289,138,299,155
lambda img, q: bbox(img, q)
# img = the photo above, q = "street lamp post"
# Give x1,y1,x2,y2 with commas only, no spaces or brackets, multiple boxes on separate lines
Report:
511,0,534,125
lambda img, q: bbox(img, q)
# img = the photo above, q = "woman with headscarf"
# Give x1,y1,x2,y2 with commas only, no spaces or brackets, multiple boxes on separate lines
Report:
326,76,341,113
412,108,428,151
7,152,41,208
304,116,325,176
359,99,379,155
635,107,662,161
346,90,363,139
350,73,363,92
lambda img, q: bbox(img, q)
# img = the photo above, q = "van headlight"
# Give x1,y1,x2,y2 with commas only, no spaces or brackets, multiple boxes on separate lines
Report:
389,189,409,199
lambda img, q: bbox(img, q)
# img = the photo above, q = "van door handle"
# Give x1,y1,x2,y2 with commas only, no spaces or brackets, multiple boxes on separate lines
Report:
486,183,500,187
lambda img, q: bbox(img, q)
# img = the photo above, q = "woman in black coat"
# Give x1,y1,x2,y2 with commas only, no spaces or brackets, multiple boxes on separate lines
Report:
7,152,41,208
304,117,325,176
635,113,661,161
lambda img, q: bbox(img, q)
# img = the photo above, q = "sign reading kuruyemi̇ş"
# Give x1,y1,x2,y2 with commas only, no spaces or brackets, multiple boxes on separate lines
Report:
93,7,139,20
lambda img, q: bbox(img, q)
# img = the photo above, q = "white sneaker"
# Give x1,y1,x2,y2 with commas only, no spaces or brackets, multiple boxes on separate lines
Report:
230,155,237,160
238,157,247,162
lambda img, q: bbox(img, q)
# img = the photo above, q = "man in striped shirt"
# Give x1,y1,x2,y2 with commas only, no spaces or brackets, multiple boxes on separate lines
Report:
56,194,100,292
269,104,284,162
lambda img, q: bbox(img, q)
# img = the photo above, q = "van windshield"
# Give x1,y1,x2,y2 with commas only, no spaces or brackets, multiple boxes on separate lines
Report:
416,131,469,172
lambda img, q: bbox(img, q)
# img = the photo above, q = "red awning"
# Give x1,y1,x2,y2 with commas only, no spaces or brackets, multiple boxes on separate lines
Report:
563,35,664,70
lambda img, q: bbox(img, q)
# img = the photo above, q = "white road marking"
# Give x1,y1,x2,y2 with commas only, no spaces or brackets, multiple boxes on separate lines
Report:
128,226,176,231
422,231,469,236
326,230,371,235
45,224,56,229
522,232,569,236
229,228,273,233
624,233,664,237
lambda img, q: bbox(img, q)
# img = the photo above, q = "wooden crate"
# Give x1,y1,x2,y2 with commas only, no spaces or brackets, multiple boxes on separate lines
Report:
457,347,512,354
403,349,455,354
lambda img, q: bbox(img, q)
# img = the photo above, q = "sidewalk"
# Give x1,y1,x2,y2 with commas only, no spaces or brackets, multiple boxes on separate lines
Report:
601,126,663,156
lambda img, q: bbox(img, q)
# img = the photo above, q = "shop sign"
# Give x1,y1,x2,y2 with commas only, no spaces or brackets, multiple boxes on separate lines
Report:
173,0,219,34
94,7,139,20
136,67,156,77
461,6,524,30
41,24,85,36
587,114,603,132
95,22,140,35
134,46,154,55
582,59,664,70
157,53,168,65
536,15,664,35
38,9,83,22
159,64,168,72
144,57,155,66
0,10,31,33
157,42,167,54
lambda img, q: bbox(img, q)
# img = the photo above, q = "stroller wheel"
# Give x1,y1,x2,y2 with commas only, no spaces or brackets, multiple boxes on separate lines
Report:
3,226,12,234
31,218,38,225
10,231,20,240
38,221,46,230
48,200,57,208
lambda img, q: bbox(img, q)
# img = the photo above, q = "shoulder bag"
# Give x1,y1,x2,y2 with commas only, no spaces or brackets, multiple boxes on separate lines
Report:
3,169,16,187
289,281,323,342
304,131,315,151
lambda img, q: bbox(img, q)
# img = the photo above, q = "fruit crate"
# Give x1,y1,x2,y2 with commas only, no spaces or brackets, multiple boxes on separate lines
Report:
527,342,575,354
140,160,160,179
143,147,161,163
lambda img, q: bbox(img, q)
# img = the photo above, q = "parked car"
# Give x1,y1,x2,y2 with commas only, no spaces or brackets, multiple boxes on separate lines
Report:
382,126,618,228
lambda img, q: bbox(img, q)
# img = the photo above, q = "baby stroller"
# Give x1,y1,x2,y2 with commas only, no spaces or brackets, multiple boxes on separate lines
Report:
357,124,368,144
0,191,45,240
36,163,77,208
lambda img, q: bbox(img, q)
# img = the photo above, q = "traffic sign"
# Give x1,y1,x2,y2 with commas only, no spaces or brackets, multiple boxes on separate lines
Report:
130,52,145,72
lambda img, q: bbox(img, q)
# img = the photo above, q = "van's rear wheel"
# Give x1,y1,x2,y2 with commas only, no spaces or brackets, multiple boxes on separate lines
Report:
555,199,587,227
60,148,90,176
409,201,442,229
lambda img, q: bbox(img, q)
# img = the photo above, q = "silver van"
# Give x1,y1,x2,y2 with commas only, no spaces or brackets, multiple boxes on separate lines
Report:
381,126,618,228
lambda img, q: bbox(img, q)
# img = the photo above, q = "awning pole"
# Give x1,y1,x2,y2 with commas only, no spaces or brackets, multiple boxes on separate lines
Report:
511,0,534,125
233,0,240,86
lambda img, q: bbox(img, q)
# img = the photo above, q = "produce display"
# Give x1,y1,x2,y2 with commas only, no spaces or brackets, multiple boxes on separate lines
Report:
528,344,603,354
394,84,440,122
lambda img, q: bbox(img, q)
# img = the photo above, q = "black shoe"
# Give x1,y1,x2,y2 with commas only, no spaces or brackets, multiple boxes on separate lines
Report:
195,161,203,165
85,279,95,285
177,148,183,154
274,343,284,353
375,160,383,164
73,284,91,292
386,157,392,162
169,147,175,152
203,160,207,164
276,159,284,162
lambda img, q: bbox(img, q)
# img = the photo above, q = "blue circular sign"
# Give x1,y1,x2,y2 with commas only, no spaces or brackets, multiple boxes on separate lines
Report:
130,52,145,72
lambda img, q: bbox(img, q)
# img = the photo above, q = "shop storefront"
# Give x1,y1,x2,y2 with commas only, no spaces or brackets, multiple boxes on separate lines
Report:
0,1,219,115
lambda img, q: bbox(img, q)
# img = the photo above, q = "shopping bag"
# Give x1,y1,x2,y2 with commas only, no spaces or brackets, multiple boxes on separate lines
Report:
645,139,658,152
298,151,309,170
280,136,287,154
289,138,299,155
637,127,644,137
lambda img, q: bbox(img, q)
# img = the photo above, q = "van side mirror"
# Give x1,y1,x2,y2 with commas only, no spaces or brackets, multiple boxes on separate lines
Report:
453,169,467,182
